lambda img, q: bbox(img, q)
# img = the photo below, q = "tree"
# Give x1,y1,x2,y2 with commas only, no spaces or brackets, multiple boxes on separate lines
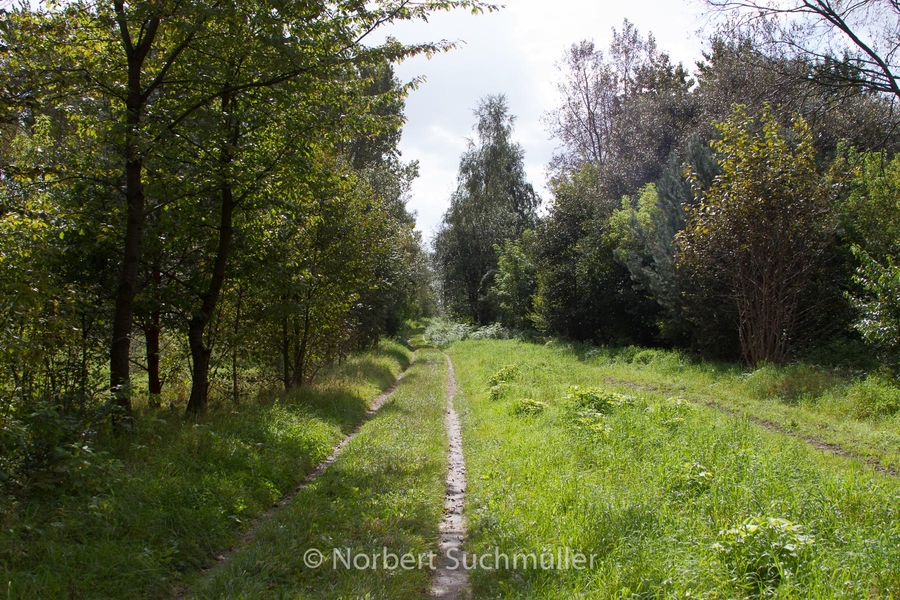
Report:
532,163,658,344
545,20,697,201
2,0,500,424
433,94,539,324
678,105,840,366
706,0,900,100
606,139,722,344
844,152,900,364
489,230,538,330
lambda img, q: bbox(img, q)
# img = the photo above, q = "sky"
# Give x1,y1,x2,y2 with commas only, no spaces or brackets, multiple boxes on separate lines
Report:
382,0,713,240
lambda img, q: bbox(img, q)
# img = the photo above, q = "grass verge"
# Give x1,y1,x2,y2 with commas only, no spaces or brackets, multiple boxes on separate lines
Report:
0,339,411,599
450,338,900,598
188,343,448,599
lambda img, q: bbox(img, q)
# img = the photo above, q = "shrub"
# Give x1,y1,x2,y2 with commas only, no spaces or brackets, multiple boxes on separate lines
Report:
713,517,814,593
424,320,512,347
488,364,520,387
469,323,512,341
565,386,634,413
424,320,473,348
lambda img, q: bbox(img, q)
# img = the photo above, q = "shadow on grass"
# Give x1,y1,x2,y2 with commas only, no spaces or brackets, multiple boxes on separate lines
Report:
193,356,445,600
0,341,414,600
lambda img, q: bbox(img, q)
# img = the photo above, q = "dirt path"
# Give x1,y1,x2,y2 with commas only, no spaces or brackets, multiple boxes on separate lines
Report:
175,353,416,598
430,354,471,600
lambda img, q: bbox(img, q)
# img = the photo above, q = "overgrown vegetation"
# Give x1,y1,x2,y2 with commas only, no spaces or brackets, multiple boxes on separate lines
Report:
449,338,900,597
0,341,411,598
433,14,900,373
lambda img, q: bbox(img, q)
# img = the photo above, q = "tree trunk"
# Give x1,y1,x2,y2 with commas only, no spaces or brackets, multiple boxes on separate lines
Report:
282,314,291,390
144,311,162,398
231,284,242,404
109,11,161,433
109,76,147,433
185,88,238,416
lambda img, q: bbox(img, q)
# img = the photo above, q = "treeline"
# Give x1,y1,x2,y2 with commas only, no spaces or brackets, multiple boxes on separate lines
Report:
435,11,900,370
0,1,494,484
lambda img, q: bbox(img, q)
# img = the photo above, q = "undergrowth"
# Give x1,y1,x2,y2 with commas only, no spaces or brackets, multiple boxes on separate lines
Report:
0,339,411,599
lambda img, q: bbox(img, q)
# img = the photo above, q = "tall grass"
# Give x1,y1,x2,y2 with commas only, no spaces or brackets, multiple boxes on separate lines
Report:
450,339,900,597
191,344,449,599
0,340,411,599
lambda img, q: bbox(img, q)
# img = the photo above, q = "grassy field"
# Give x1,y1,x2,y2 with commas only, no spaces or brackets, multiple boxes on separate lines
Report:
189,341,449,599
449,338,900,598
0,339,412,599
575,344,900,473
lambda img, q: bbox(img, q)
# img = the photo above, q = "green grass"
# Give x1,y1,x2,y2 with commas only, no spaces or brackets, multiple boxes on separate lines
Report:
190,342,449,599
449,338,900,598
0,339,411,600
551,342,900,472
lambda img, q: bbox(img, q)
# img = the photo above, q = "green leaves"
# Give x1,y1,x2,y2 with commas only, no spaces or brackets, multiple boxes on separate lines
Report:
678,105,838,366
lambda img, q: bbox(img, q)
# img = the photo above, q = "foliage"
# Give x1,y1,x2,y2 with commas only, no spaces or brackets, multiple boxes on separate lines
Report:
565,386,635,414
843,153,900,365
423,319,510,348
545,21,698,200
533,164,658,344
706,0,900,101
511,398,546,416
0,340,410,597
714,517,814,594
678,105,840,366
488,230,538,330
487,364,520,387
433,95,540,324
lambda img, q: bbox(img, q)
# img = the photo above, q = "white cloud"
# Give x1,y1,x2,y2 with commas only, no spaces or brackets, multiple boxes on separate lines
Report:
386,0,710,238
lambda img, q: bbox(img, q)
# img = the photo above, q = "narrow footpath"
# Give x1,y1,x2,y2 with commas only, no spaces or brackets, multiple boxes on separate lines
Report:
429,354,471,600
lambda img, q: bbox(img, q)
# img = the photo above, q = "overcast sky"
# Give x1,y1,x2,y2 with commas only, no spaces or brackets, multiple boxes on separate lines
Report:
382,0,712,240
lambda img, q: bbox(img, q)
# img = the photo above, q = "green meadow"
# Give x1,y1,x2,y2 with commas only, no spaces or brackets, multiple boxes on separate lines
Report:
449,338,900,598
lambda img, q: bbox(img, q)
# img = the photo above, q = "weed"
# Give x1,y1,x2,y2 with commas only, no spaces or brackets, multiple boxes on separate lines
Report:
488,384,507,401
512,398,546,416
565,385,634,413
646,397,693,427
488,364,520,387
670,461,713,497
713,517,814,594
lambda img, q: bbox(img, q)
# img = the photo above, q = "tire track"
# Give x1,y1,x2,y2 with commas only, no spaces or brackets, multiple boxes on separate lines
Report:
430,354,470,600
174,352,415,598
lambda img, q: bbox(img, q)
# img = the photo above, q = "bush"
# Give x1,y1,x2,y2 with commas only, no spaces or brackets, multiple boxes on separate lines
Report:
0,393,112,495
847,374,900,419
424,320,512,347
488,364,520,387
469,322,512,341
424,320,473,348
744,363,842,403
565,386,634,413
